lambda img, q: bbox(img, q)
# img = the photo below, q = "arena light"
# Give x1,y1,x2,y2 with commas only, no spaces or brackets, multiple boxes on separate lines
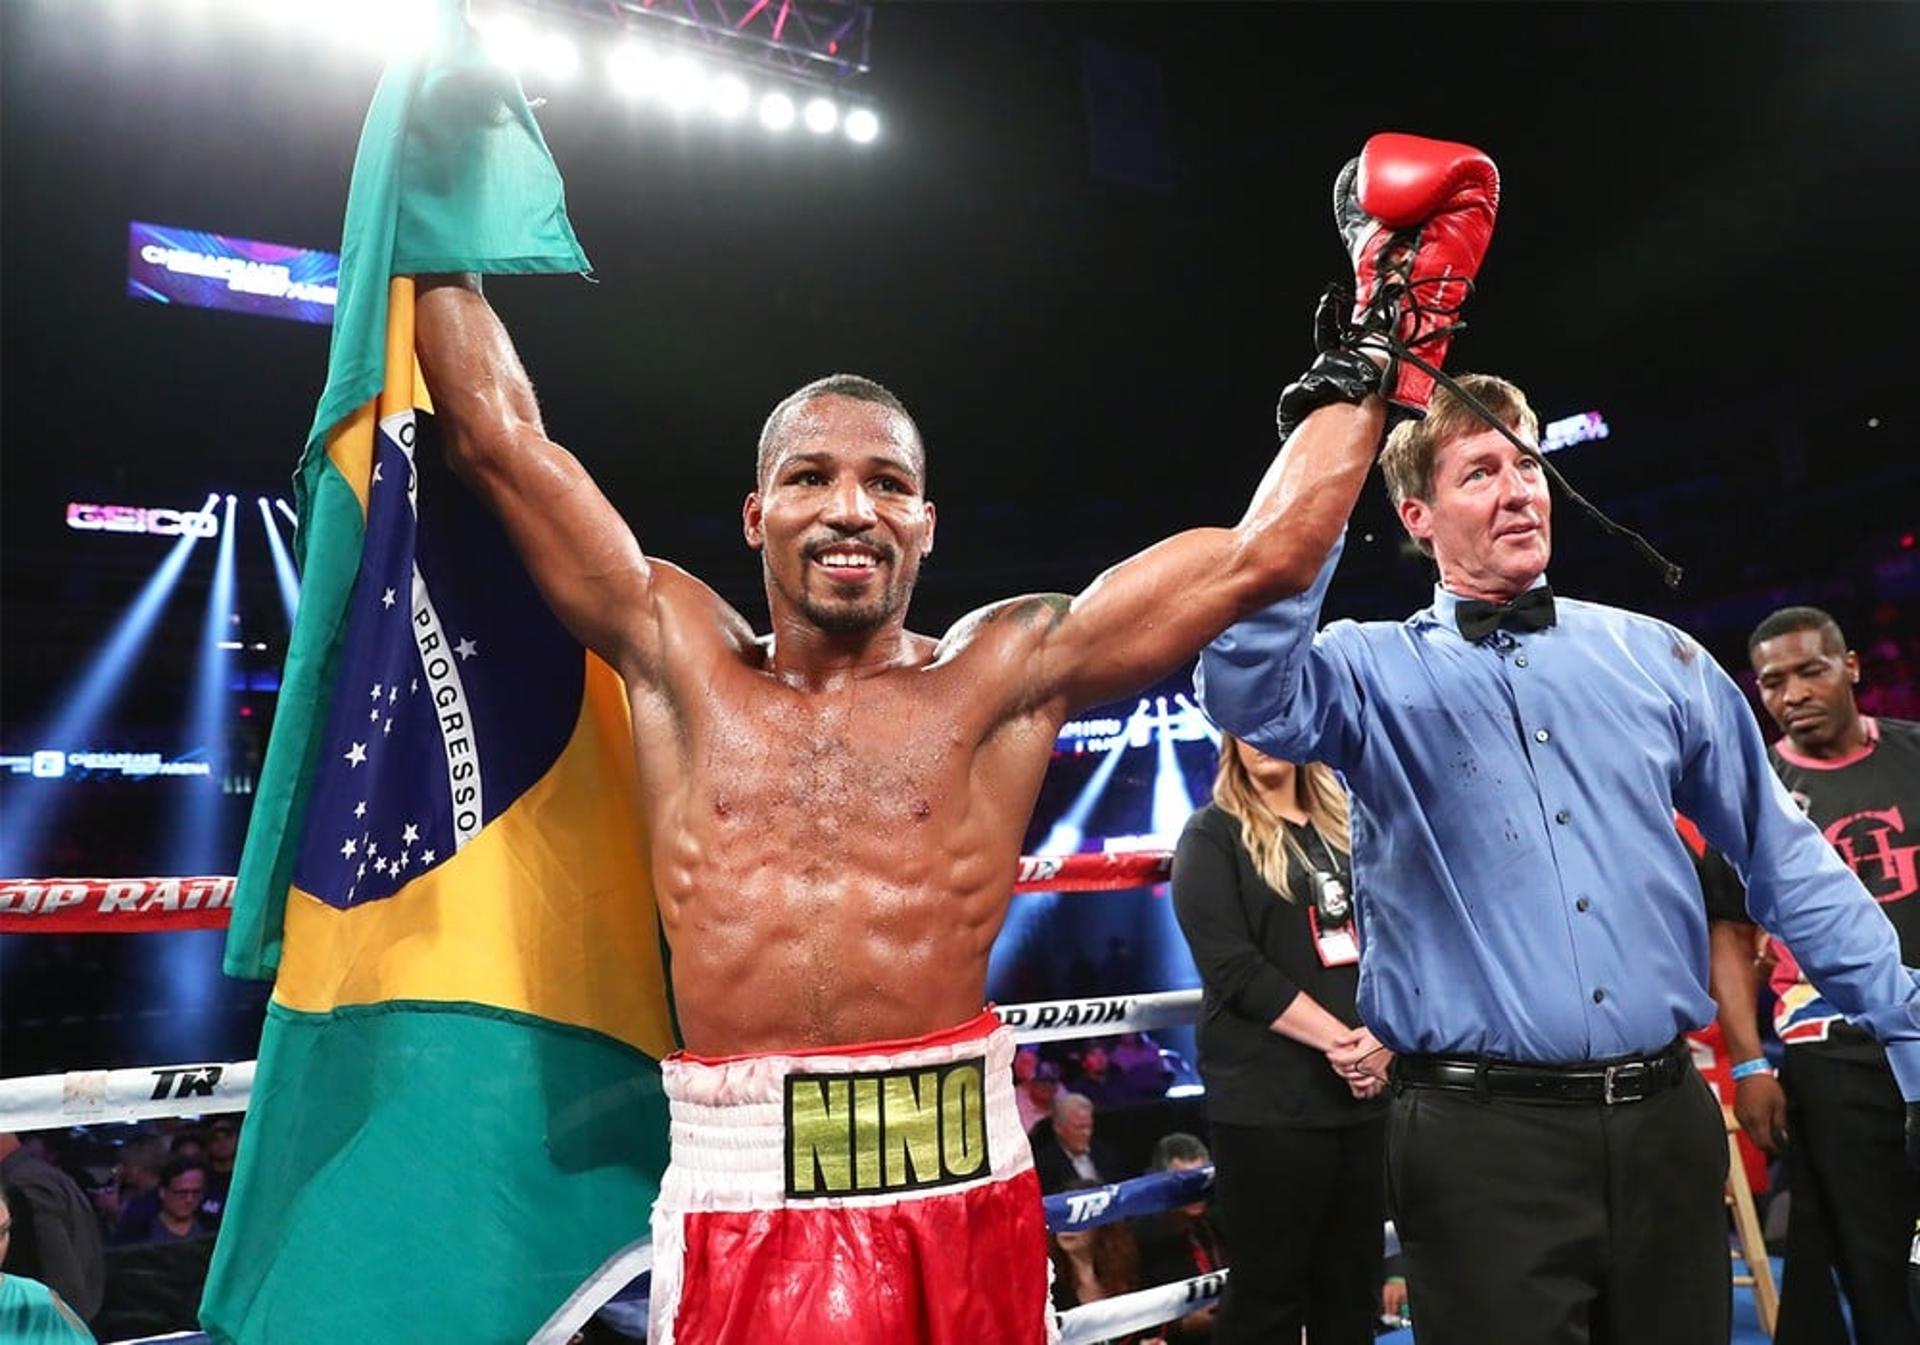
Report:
532,30,580,83
708,73,751,120
257,497,301,625
168,493,240,875
477,11,531,70
758,91,796,132
659,55,707,113
1037,700,1154,857
274,497,297,525
802,96,839,135
844,106,880,145
0,493,218,876
606,40,660,97
1148,696,1200,843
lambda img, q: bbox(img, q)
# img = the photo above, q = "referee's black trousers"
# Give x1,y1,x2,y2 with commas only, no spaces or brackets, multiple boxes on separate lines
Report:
1387,1066,1730,1345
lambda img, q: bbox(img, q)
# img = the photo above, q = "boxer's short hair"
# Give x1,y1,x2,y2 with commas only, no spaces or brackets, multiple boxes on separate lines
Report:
756,374,922,486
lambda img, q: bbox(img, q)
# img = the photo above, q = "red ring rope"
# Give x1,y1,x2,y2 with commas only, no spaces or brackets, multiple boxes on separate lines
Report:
0,852,1172,935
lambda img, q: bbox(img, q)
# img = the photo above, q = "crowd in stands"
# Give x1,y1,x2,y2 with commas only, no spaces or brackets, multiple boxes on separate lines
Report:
1015,1037,1406,1342
1,1116,241,1341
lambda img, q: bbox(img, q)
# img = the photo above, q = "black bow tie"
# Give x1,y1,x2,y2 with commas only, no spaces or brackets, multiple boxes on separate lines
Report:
1455,586,1556,642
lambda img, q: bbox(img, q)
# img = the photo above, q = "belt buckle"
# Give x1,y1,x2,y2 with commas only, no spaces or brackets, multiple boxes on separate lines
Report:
1603,1061,1646,1105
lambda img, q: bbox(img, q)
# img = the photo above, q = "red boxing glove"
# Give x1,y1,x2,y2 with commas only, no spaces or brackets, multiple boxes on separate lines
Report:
1335,132,1499,417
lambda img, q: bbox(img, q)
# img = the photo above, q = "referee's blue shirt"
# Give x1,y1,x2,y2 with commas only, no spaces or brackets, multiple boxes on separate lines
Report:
1196,530,1920,1097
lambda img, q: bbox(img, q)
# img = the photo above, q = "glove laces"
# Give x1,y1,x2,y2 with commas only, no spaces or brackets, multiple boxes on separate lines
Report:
1323,249,1685,590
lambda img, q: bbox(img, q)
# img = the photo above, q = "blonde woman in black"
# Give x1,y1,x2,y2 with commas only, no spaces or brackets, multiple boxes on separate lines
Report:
1170,735,1387,1344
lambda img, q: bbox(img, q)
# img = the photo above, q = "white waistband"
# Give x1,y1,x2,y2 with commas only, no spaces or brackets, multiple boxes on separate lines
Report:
657,1022,1030,1212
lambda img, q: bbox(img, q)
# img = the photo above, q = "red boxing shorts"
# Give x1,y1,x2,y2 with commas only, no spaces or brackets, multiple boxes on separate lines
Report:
648,1007,1053,1345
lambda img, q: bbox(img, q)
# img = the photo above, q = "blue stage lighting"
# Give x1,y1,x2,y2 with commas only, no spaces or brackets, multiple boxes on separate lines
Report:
0,494,218,875
257,496,301,625
1149,695,1199,843
166,494,240,875
987,701,1153,993
1036,699,1152,857
274,497,297,526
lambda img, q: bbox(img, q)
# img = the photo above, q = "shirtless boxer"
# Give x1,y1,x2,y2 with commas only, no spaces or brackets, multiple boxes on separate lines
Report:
412,132,1498,1344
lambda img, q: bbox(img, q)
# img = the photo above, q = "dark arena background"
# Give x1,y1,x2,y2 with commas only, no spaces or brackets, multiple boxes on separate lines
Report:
2,2,1917,1341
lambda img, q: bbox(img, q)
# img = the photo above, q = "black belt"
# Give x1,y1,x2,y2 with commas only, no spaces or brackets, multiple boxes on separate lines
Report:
1391,1038,1691,1105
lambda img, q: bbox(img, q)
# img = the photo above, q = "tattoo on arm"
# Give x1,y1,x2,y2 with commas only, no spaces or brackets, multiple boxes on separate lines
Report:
985,594,1073,630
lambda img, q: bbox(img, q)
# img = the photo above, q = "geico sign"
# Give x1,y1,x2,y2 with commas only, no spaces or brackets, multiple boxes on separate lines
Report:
66,503,219,537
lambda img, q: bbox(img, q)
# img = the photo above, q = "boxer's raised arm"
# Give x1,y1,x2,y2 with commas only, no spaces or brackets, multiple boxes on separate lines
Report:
414,275,747,684
1008,397,1384,713
982,133,1500,717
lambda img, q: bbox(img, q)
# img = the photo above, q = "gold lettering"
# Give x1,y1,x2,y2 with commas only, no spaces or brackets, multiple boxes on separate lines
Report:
881,1070,943,1186
789,1079,852,1194
939,1062,988,1178
852,1076,882,1190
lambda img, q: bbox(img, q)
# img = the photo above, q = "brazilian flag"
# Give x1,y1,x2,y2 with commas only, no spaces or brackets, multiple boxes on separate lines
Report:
202,11,673,1342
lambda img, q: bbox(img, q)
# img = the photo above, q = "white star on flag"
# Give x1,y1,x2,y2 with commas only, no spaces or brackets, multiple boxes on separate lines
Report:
382,588,396,609
397,851,411,870
420,849,436,866
340,838,358,858
354,800,368,818
357,862,367,880
372,462,384,484
455,637,479,660
345,742,368,767
370,706,382,722
401,823,420,845
371,683,383,701
382,718,394,736
409,678,419,694
389,686,399,704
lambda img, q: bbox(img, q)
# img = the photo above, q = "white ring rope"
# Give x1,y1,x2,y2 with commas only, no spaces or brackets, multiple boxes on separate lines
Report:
1056,1269,1228,1345
0,991,1202,1131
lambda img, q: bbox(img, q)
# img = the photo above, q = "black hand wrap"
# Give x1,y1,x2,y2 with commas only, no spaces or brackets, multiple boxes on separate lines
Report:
1275,285,1384,443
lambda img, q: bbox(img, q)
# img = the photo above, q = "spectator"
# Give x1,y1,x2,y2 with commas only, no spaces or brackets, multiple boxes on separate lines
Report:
130,1160,214,1245
0,1134,104,1325
108,1138,167,1247
1169,740,1385,1343
1707,606,1920,1342
1029,1093,1124,1194
1380,1265,1409,1330
0,1187,96,1343
1070,1042,1131,1110
202,1117,239,1223
1135,1133,1226,1342
1016,1058,1063,1135
165,1131,207,1165
1110,1033,1175,1102
1048,1180,1146,1341
74,1169,118,1248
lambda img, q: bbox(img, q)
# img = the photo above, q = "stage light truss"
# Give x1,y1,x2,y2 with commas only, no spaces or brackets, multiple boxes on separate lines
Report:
545,0,875,92
479,0,882,142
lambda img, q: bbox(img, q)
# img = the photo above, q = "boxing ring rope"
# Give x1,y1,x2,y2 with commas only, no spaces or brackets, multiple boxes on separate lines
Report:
1058,1270,1227,1345
4,853,1234,1343
0,991,1202,1131
0,852,1174,934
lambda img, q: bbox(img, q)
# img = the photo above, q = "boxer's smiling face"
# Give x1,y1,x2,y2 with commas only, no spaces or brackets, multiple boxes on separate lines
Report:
1400,425,1552,602
745,394,935,638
